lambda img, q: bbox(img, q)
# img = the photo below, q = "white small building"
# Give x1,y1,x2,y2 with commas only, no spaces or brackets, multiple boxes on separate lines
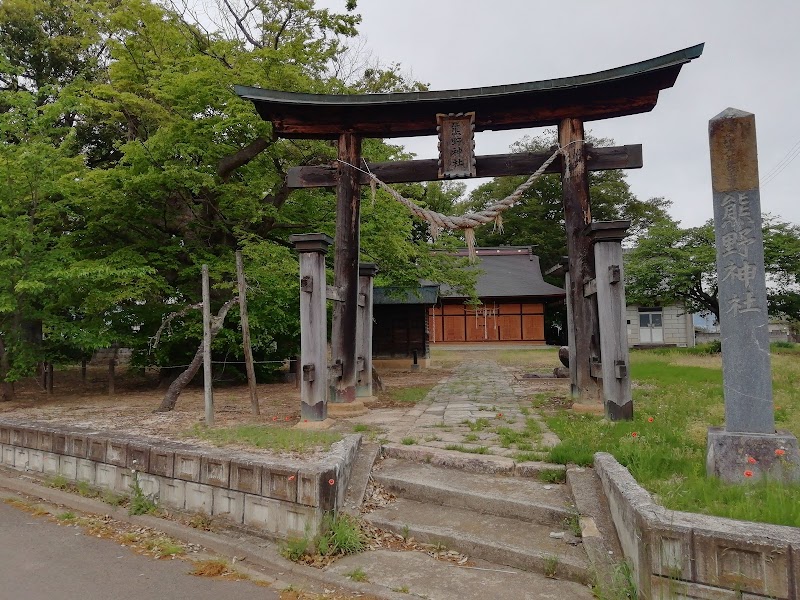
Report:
626,304,695,348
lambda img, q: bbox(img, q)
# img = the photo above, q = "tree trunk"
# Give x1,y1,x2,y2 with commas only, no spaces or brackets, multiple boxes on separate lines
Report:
236,251,259,415
155,296,238,413
46,362,54,395
0,337,13,402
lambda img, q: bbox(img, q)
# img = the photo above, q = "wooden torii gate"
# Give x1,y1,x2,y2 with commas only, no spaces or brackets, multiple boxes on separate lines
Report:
237,44,703,422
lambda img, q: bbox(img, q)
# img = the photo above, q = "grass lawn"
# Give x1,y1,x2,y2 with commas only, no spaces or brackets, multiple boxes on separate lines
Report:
544,343,800,526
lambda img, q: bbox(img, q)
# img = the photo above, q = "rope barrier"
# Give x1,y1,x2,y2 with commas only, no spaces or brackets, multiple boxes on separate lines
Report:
338,140,585,260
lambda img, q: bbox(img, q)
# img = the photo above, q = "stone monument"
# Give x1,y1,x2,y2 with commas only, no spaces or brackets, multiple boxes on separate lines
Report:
705,108,799,482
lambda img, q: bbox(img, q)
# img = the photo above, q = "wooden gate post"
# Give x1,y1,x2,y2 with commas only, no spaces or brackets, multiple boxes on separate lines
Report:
559,118,603,411
331,133,363,404
356,263,378,400
290,233,333,424
588,221,633,420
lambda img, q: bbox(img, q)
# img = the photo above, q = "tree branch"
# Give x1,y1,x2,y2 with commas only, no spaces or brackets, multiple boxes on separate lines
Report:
217,136,272,181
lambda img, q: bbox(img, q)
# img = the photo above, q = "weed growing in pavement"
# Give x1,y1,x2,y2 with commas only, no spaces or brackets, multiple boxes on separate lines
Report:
514,451,543,463
594,560,637,600
56,511,77,521
464,418,491,432
352,423,369,433
145,537,184,558
400,524,410,541
392,585,410,594
543,554,559,578
102,490,126,506
75,480,94,497
128,471,157,516
281,512,365,563
444,444,491,455
47,475,69,490
345,567,368,582
188,513,214,531
564,512,582,537
538,469,567,484
401,437,416,446
463,433,479,442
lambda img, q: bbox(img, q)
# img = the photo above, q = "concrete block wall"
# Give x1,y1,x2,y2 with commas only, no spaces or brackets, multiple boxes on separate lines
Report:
626,304,696,348
0,417,360,539
595,452,800,599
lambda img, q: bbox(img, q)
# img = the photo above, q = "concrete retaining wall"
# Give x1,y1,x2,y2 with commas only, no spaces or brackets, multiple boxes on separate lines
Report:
595,452,800,599
0,417,360,539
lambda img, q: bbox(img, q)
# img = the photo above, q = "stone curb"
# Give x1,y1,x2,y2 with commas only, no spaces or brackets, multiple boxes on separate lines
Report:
594,452,800,600
565,466,624,595
0,468,409,600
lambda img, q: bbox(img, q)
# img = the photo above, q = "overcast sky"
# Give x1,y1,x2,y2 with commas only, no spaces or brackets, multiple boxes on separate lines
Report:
312,0,800,228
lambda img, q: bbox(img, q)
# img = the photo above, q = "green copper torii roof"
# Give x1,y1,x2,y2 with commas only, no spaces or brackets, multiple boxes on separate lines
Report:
235,44,703,139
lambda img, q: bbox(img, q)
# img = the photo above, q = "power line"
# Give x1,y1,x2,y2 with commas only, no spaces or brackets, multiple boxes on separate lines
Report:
760,138,800,186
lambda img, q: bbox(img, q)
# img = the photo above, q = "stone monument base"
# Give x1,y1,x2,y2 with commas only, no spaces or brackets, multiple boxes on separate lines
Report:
326,400,369,417
706,427,800,483
293,418,336,430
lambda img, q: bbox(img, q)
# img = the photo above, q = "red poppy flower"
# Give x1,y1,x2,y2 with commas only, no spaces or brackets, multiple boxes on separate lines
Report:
631,432,638,438
272,416,278,421
776,448,786,457
647,417,654,423
328,478,335,485
285,416,291,421
497,413,503,418
747,456,757,464
744,470,753,478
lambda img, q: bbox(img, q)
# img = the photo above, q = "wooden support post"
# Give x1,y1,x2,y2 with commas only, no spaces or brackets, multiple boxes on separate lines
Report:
559,118,602,410
588,221,633,420
202,264,214,427
331,133,362,404
291,234,333,423
236,251,259,415
81,358,87,388
46,362,53,395
356,263,378,399
563,264,578,398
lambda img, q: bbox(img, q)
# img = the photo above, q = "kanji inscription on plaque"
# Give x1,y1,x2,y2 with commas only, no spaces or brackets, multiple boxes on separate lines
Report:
437,112,476,179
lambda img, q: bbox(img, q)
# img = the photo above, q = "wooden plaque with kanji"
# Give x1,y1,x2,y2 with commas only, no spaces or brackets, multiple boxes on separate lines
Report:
437,112,476,179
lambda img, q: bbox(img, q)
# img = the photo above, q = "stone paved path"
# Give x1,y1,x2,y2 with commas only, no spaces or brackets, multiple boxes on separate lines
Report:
384,360,561,458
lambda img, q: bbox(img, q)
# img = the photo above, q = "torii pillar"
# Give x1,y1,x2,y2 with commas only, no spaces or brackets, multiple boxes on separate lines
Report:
330,133,363,406
560,118,603,412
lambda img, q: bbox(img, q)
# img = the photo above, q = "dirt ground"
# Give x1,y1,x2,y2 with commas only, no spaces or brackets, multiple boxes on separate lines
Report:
0,362,455,443
0,348,567,445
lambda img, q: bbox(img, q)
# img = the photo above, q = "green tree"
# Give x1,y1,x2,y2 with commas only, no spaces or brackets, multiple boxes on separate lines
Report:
1,0,474,403
625,217,800,321
466,133,671,277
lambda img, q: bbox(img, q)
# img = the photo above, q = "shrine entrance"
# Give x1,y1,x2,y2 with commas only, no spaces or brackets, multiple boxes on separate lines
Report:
236,44,703,423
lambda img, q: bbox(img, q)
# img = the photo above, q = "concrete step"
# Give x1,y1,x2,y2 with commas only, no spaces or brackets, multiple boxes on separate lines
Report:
382,443,567,478
326,548,595,600
373,458,573,526
364,498,592,585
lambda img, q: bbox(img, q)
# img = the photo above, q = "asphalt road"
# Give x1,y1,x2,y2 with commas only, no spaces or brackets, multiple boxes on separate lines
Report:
0,501,280,600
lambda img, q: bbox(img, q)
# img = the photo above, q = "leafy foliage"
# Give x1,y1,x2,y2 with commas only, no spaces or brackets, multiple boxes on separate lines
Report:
0,0,472,396
625,217,800,320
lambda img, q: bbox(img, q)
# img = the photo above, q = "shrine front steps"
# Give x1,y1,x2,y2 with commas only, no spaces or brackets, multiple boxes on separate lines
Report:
363,455,594,586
